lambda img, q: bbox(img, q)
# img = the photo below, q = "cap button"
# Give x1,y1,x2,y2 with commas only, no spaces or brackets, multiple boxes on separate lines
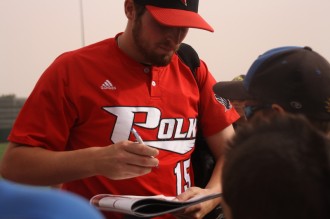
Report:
303,46,312,51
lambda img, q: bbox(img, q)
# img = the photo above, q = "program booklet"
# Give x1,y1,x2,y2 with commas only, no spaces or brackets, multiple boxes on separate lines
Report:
90,193,222,218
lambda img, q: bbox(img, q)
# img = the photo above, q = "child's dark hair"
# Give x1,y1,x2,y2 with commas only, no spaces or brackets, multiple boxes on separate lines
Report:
222,113,330,219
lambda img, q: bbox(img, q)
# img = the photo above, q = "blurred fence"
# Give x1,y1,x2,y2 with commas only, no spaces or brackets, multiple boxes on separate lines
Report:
0,128,11,143
0,95,26,142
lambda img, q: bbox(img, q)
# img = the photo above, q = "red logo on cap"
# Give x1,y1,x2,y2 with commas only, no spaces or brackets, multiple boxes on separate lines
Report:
180,0,188,6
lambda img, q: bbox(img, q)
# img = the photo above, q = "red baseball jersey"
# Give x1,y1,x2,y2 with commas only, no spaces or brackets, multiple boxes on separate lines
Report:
9,33,239,219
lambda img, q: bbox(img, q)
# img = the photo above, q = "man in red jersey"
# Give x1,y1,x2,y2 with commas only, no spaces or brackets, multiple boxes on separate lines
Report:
0,0,239,218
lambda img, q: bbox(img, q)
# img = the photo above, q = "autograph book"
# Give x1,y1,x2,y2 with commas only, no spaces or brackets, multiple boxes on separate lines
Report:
90,193,222,218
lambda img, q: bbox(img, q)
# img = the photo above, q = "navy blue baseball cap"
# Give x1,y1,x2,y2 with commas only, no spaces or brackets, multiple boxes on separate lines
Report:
134,0,214,32
213,46,330,120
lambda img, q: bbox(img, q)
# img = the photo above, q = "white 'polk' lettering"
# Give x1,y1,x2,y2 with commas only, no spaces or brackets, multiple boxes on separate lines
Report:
102,106,197,154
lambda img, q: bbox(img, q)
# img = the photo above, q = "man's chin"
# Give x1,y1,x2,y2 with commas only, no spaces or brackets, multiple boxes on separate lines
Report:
147,51,173,66
155,54,173,66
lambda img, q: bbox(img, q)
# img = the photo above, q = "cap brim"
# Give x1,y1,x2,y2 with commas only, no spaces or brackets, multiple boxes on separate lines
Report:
146,5,214,32
213,81,253,101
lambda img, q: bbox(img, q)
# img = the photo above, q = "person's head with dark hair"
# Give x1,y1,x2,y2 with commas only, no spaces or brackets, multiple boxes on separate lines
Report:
222,113,330,219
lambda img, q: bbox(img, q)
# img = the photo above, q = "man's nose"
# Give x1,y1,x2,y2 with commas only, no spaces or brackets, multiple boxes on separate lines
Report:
165,27,185,44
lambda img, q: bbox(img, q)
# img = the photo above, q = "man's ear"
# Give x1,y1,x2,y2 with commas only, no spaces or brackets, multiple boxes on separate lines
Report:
124,0,135,20
271,104,286,113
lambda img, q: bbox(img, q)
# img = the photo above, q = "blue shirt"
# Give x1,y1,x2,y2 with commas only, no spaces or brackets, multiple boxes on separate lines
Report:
0,180,104,219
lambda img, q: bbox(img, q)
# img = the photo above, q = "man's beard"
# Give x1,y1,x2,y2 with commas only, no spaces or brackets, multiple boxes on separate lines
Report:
132,18,176,66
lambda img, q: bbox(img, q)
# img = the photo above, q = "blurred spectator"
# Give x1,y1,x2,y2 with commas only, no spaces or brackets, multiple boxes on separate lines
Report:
222,113,330,219
0,179,104,218
229,75,246,129
213,46,330,135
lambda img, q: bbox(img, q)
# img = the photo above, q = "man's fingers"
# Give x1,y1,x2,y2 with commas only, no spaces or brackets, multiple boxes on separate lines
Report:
125,153,159,168
125,142,159,158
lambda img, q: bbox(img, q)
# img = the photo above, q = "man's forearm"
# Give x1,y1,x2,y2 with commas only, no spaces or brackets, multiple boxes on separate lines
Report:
205,158,223,193
0,142,98,186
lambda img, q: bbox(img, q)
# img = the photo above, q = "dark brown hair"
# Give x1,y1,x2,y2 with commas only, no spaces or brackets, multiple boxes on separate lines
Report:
223,113,330,219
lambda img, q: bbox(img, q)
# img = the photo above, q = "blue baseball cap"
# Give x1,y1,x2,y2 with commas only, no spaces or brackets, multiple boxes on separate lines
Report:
213,46,330,120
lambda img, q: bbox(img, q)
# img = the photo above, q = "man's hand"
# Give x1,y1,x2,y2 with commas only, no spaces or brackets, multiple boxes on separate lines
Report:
93,140,159,180
172,187,221,219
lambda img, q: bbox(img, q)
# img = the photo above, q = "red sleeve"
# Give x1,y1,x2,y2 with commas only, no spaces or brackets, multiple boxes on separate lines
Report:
8,54,77,150
195,59,239,137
